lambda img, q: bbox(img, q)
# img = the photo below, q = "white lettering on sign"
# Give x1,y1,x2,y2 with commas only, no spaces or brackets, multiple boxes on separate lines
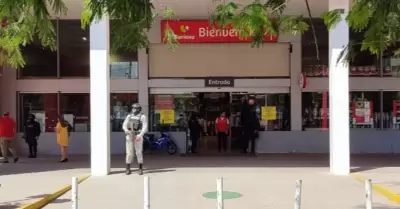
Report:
208,80,231,85
199,27,238,38
176,35,195,40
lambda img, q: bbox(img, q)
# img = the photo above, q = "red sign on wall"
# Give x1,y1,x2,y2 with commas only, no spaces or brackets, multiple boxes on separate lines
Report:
161,20,278,43
155,95,174,110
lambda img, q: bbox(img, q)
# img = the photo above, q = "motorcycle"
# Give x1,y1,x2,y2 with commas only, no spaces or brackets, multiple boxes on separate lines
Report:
143,132,178,155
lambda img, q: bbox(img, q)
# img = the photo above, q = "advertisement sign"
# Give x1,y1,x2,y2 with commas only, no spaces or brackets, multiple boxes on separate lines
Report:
155,95,174,110
392,100,400,125
161,20,278,43
352,101,373,124
159,110,175,124
299,73,307,89
205,77,234,87
261,106,277,121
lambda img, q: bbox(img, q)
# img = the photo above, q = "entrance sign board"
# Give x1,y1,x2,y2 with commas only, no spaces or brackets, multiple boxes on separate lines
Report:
205,78,234,87
161,20,278,43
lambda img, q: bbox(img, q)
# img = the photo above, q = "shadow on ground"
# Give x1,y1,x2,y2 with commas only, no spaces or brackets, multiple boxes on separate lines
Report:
0,156,90,176
2,154,400,176
355,203,400,209
0,194,70,209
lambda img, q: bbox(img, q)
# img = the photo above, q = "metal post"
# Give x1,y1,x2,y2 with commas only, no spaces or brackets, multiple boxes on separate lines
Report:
144,176,150,209
217,177,224,209
71,177,78,209
294,180,302,209
365,179,372,209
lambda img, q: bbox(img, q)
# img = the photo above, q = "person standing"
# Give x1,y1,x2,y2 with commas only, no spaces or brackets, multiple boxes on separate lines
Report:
122,103,148,175
241,98,260,155
215,111,229,153
55,115,70,163
188,114,201,153
0,112,18,163
23,114,41,158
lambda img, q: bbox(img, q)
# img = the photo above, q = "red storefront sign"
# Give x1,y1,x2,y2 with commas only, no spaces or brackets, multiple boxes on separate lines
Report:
155,95,174,110
161,20,278,43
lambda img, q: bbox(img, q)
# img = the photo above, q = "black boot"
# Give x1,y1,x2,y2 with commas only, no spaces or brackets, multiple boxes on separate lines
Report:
125,164,131,175
138,163,143,175
33,146,37,158
28,146,34,158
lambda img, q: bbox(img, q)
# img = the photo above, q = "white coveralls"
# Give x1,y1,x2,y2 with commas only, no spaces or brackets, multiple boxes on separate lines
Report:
122,113,148,164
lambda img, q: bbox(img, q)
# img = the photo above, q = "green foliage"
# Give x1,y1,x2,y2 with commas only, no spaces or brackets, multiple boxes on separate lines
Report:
0,0,67,69
162,8,179,50
81,0,155,54
322,0,400,62
210,0,309,47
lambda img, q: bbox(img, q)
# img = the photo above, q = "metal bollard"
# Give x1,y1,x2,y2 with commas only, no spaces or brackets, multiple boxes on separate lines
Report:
294,180,302,209
71,177,78,209
217,177,224,209
365,179,372,209
144,176,150,209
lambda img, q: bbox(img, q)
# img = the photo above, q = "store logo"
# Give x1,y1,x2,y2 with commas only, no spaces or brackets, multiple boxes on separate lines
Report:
205,78,234,87
175,25,195,40
180,25,189,33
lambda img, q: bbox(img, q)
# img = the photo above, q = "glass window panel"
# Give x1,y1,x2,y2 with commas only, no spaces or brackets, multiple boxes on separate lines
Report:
110,93,139,131
382,91,400,129
301,18,329,77
349,30,380,77
59,20,90,77
264,93,291,131
19,20,57,78
60,93,90,132
350,91,381,129
382,45,400,77
19,93,58,132
150,94,195,132
302,92,329,130
109,20,138,79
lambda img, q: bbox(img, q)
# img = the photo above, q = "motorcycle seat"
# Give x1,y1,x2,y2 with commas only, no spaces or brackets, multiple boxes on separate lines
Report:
144,133,155,141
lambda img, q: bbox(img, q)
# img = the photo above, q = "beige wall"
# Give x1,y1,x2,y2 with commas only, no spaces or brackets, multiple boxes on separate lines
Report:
149,43,290,78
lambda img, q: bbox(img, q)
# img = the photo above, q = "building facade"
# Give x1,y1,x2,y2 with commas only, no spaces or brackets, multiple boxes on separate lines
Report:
0,0,399,175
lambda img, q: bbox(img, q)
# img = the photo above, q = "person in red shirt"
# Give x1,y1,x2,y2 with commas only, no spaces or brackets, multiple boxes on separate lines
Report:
0,112,19,163
215,111,229,153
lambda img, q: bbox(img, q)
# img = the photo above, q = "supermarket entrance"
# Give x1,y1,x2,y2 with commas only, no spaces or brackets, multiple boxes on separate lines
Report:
150,87,290,154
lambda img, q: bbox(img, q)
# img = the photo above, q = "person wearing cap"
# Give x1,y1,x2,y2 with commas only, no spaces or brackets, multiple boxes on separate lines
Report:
122,103,148,175
0,112,19,163
23,114,41,158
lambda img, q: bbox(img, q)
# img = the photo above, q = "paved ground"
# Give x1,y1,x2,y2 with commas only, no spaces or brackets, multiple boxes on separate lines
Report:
1,155,400,209
0,156,90,209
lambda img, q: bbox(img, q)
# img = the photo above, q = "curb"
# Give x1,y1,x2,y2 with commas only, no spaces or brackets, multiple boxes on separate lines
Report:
352,174,400,204
17,174,91,209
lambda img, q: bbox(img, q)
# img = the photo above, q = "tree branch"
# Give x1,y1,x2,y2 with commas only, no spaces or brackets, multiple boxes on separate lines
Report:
304,0,319,60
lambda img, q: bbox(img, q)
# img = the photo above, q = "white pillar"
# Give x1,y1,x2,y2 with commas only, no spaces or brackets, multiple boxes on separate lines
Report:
90,16,111,176
329,0,350,175
138,49,149,117
290,40,303,131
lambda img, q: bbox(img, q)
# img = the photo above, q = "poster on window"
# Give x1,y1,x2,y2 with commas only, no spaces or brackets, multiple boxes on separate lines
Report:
159,110,175,124
261,106,277,121
392,100,400,125
155,95,174,110
352,101,373,125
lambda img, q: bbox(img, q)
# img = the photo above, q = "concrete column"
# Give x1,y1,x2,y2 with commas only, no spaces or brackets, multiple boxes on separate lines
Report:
290,40,302,131
90,17,111,176
138,49,149,117
329,0,350,175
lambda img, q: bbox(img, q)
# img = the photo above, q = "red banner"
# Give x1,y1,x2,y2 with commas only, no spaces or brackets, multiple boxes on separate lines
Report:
161,20,278,43
155,95,174,110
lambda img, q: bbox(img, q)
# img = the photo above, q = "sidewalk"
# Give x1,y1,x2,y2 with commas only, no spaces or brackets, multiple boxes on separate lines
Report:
44,155,400,209
0,156,90,209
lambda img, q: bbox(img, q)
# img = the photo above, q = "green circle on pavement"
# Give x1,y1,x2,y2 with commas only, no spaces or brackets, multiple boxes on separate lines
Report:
202,191,242,200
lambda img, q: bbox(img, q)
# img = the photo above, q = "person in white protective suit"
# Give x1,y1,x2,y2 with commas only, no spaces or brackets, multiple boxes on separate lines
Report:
122,103,148,175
